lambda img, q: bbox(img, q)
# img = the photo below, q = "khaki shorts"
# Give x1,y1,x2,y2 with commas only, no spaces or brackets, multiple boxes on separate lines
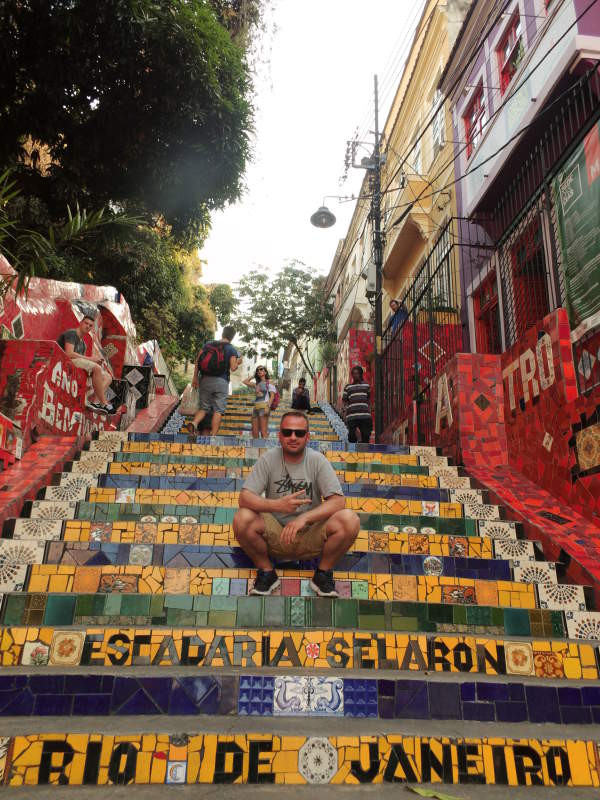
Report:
261,513,327,561
72,357,97,375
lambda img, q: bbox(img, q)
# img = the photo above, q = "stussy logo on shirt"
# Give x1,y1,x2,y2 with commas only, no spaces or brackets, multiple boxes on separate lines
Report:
274,475,313,499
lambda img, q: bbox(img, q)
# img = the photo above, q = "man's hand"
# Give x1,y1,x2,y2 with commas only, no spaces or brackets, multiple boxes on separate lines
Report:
280,514,309,546
192,376,199,389
275,491,311,515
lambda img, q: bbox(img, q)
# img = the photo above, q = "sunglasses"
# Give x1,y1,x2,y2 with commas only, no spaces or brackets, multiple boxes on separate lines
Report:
280,428,308,438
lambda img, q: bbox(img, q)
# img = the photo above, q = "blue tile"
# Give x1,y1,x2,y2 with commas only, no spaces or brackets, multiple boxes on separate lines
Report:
110,677,139,712
582,687,600,705
73,694,113,715
508,683,525,701
428,683,461,719
495,702,528,723
0,689,34,716
178,677,220,714
238,676,273,716
395,680,429,719
29,675,65,694
561,705,592,724
476,682,509,702
558,686,582,705
33,693,73,716
526,686,560,723
138,678,172,713
460,683,475,702
462,702,495,722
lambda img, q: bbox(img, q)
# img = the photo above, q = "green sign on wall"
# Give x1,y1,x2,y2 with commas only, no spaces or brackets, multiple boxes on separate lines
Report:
553,119,600,339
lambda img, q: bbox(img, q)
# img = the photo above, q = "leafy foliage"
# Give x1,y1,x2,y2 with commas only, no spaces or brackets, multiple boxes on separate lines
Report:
0,0,255,244
0,170,138,297
208,283,239,326
233,261,334,377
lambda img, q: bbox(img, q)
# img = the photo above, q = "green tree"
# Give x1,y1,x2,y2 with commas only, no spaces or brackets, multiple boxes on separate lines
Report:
0,170,138,297
178,287,217,371
0,0,255,244
208,283,238,326
234,261,334,378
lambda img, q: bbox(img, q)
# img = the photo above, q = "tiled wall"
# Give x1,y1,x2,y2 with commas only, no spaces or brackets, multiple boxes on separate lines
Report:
336,329,374,413
0,341,117,450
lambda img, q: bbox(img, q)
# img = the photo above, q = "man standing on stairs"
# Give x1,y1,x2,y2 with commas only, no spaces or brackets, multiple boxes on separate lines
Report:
233,410,360,597
342,365,373,444
189,325,242,435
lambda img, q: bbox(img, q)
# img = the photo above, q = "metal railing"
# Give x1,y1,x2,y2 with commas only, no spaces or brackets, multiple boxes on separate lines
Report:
382,219,493,439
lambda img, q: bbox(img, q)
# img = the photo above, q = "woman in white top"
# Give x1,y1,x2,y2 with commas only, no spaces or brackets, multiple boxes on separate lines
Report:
243,365,276,439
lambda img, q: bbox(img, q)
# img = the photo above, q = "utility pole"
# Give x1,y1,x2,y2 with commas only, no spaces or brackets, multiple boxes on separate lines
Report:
371,75,385,441
310,74,385,439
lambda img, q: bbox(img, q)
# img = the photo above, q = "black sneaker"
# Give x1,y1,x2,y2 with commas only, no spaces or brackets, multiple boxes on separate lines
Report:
87,401,109,415
250,569,280,596
310,568,338,597
103,403,115,415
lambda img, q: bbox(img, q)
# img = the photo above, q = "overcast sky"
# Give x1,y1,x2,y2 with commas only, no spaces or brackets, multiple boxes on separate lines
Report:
200,0,424,287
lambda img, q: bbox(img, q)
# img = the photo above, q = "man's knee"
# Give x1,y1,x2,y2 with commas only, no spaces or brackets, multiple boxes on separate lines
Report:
329,508,360,538
233,508,262,536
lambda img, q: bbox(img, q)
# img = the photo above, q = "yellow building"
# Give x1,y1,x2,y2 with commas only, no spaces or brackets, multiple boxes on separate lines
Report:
326,0,469,388
380,0,468,310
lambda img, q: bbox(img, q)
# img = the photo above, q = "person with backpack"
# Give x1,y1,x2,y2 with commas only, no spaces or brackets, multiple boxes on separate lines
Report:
243,365,277,439
188,326,242,435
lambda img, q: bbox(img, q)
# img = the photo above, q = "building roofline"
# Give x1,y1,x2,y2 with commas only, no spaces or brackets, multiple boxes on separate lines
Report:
437,0,478,92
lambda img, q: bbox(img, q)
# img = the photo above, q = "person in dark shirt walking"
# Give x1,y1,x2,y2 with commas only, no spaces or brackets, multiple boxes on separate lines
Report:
342,365,372,443
189,326,242,435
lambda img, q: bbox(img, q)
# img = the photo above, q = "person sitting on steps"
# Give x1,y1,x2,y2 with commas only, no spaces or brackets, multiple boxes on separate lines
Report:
291,377,312,414
233,410,360,597
57,312,114,415
243,365,276,439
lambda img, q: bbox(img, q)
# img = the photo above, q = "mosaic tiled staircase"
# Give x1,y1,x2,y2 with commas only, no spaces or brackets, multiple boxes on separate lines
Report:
1,395,600,789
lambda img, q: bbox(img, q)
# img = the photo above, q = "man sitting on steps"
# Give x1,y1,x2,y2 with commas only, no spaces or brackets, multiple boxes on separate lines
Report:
57,312,114,415
233,410,360,597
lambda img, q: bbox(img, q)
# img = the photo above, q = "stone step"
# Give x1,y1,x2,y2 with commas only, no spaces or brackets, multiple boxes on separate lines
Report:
3,723,600,788
90,434,446,463
64,490,501,522
1,671,598,725
4,520,523,562
68,453,471,487
20,565,576,612
5,541,520,580
1,626,597,678
0,528,507,559
66,464,470,491
9,506,516,540
38,478,487,509
1,590,568,639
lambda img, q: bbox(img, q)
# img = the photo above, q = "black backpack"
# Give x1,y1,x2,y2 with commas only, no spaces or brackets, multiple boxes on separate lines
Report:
198,341,227,376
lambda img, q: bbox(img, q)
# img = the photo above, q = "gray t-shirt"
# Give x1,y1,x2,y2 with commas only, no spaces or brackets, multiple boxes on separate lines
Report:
242,447,344,525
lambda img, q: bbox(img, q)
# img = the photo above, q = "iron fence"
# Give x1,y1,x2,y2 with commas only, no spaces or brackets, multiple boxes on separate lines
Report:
382,219,493,438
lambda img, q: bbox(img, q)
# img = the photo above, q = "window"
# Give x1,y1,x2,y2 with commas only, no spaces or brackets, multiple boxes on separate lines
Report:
497,13,523,94
509,218,549,338
432,90,445,157
410,137,422,175
463,85,485,158
473,272,502,353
